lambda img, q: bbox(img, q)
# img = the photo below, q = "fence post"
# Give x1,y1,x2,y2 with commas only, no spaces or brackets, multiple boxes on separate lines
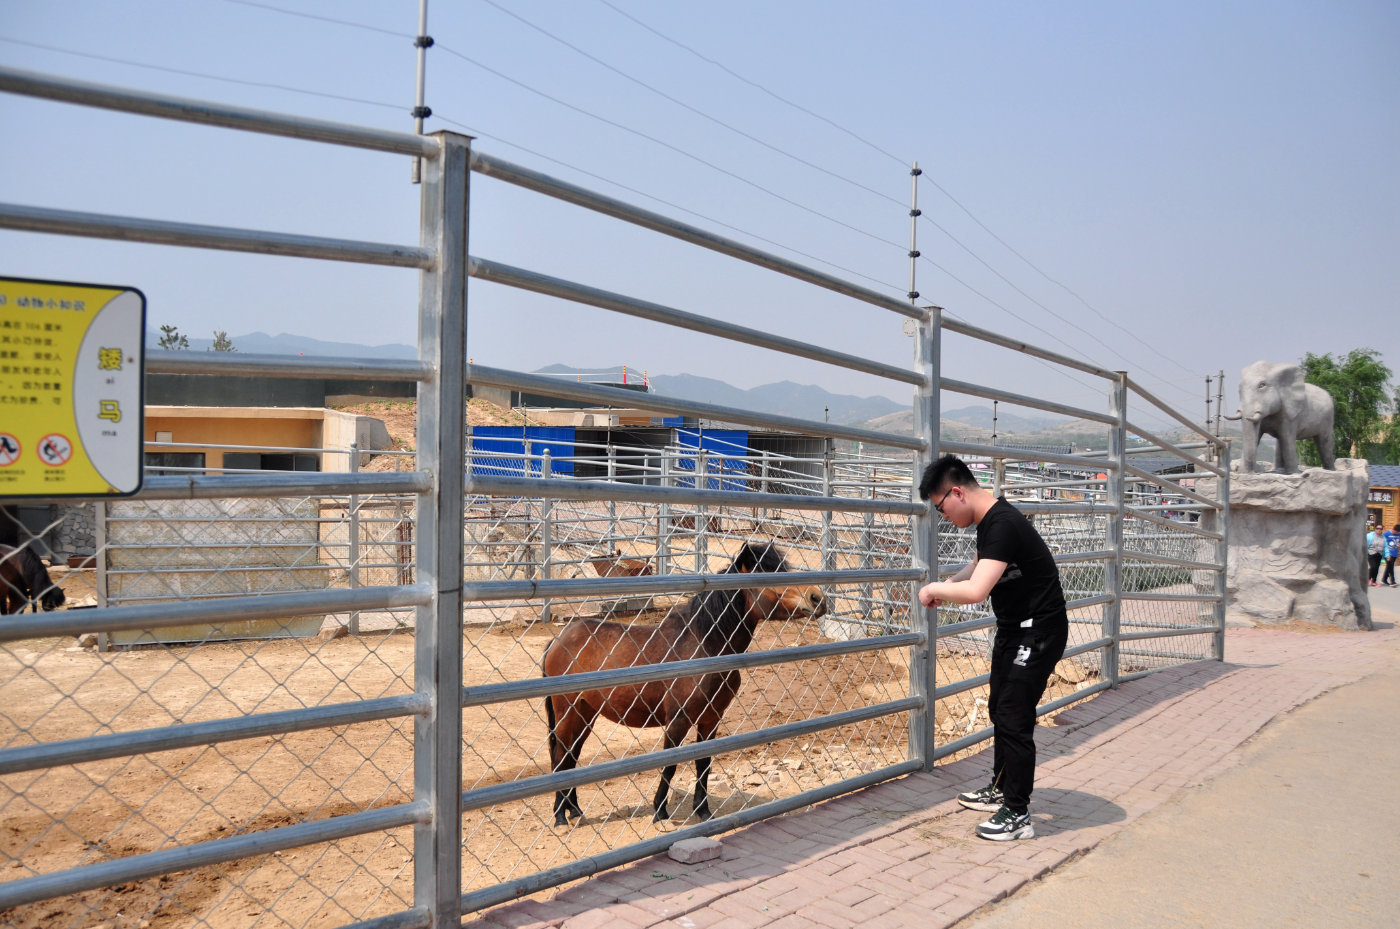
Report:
1105,372,1128,689
759,450,771,522
348,440,361,636
658,454,671,576
910,305,940,770
95,500,109,653
413,130,468,929
697,450,709,574
606,440,617,549
541,450,553,625
1214,438,1231,661
821,439,834,575
860,479,873,627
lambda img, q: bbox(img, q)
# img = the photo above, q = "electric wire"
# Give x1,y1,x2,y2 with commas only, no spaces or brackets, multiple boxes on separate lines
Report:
0,34,407,113
7,3,1201,424
431,41,910,255
589,0,1205,397
919,173,1201,379
594,0,908,167
220,0,412,39
0,31,906,297
481,0,906,210
431,115,906,293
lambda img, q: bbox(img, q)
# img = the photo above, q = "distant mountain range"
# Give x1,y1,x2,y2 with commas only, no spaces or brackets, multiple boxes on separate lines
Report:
146,329,419,359
147,332,1211,446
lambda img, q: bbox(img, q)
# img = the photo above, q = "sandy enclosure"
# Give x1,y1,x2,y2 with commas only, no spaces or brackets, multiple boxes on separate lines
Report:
0,563,1119,929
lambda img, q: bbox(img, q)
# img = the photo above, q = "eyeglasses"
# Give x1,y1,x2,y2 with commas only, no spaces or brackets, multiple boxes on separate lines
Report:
932,486,956,516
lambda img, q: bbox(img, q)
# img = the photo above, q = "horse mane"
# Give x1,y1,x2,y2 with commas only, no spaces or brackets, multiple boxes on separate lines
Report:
687,542,790,655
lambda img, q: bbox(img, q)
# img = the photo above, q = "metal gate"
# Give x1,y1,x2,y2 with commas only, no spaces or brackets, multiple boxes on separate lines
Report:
0,66,1228,929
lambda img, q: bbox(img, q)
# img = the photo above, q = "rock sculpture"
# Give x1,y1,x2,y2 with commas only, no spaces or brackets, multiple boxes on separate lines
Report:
1225,360,1335,473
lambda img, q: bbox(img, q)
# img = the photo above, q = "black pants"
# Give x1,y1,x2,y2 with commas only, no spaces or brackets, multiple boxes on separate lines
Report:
1369,552,1383,583
988,621,1068,813
1385,557,1397,586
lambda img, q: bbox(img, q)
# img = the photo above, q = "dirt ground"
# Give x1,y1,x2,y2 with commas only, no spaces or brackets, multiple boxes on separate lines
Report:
2,530,1107,929
331,398,530,472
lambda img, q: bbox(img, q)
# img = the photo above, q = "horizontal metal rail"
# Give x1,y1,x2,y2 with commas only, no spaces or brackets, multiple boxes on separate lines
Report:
463,568,924,603
1123,463,1223,509
0,695,428,776
468,150,922,320
940,317,1118,380
1120,591,1223,602
932,613,997,637
458,759,922,915
464,473,924,516
940,440,1121,471
1036,678,1113,716
1118,624,1219,643
1123,550,1223,573
1066,593,1117,611
940,378,1116,425
0,66,437,158
0,802,432,910
470,257,924,386
1053,549,1115,566
0,584,432,641
931,631,1112,714
467,364,924,450
1122,420,1224,477
1126,374,1222,445
146,350,435,382
930,674,1114,762
0,202,434,268
1016,502,1117,516
461,634,922,708
136,471,432,499
460,696,922,814
340,910,431,929
1124,505,1224,540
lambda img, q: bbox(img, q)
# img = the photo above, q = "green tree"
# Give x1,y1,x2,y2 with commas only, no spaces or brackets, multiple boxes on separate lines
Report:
157,324,189,350
209,330,236,352
1300,348,1392,464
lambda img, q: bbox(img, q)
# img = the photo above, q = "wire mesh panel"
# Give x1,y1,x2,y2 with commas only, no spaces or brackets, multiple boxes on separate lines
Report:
0,65,1232,929
454,443,921,902
2,497,422,928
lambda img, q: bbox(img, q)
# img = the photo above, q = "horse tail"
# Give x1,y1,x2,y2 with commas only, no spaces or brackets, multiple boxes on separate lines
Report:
542,656,559,771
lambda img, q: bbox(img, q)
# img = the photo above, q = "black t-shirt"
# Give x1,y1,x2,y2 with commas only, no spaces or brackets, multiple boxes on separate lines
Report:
975,497,1067,631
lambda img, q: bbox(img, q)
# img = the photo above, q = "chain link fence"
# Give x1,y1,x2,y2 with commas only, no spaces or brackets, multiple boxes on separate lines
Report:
0,66,1228,929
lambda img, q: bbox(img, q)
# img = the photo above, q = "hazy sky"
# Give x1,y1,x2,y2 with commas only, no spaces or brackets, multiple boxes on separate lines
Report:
2,1,1396,434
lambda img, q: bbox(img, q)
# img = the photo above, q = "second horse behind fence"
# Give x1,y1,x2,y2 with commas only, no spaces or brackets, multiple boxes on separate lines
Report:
542,541,827,826
0,543,66,615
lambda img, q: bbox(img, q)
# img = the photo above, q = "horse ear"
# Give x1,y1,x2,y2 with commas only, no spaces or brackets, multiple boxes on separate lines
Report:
732,544,760,573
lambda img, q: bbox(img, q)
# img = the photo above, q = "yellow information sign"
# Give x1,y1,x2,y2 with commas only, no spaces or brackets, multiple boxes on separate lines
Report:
0,276,145,498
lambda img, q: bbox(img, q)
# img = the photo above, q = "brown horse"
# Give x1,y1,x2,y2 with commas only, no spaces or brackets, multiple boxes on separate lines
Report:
542,541,827,827
0,543,66,614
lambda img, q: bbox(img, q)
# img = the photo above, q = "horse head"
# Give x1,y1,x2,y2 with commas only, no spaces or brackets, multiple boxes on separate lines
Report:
728,542,828,621
39,581,66,612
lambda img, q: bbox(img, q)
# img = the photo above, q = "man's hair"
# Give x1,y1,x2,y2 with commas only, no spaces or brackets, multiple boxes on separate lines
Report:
918,454,978,501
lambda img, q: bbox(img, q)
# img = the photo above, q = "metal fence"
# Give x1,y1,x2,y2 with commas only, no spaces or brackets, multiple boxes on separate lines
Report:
0,66,1228,929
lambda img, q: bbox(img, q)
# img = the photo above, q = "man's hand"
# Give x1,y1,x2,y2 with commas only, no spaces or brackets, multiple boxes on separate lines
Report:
918,583,941,608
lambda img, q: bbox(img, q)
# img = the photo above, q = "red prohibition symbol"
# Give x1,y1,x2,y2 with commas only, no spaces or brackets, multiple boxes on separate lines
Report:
38,433,73,467
0,433,19,467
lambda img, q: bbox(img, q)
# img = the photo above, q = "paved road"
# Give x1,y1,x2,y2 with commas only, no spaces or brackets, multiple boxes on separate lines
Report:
471,590,1400,929
962,613,1400,928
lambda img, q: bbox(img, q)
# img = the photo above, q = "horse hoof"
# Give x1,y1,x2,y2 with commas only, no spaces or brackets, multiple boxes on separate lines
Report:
652,808,670,823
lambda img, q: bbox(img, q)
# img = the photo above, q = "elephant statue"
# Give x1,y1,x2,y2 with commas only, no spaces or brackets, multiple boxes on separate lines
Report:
1225,360,1335,473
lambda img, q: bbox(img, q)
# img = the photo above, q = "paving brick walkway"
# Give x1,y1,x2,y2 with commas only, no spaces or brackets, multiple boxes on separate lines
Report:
469,622,1400,929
